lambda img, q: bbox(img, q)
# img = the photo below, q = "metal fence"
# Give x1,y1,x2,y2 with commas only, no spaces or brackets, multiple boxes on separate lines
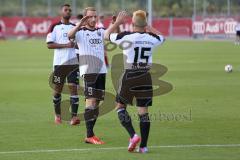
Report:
0,0,240,18
0,0,148,17
0,0,239,39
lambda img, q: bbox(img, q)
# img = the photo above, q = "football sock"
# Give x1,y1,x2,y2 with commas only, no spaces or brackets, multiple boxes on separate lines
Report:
139,113,150,148
117,108,136,138
53,93,61,115
70,95,79,117
84,107,99,138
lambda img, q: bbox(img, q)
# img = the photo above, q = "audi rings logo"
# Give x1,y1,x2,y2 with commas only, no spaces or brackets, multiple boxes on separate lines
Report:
89,38,102,44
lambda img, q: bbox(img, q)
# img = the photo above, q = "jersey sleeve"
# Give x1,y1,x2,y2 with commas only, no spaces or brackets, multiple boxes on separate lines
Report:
46,27,56,43
109,33,118,44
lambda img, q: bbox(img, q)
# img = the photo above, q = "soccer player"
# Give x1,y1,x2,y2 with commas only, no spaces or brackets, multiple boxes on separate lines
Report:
68,8,127,144
235,21,240,45
46,4,80,125
105,10,165,153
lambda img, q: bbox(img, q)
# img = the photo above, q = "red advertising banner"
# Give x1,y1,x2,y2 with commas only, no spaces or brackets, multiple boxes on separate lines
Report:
0,16,193,37
0,17,59,36
1,16,238,37
192,17,239,35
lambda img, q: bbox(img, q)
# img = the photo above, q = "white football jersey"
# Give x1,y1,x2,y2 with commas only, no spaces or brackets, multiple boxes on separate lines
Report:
75,27,107,76
46,21,78,66
109,32,165,69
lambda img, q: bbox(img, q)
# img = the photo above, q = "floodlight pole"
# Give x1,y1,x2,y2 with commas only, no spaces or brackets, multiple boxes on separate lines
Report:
227,0,230,16
147,0,152,26
96,0,101,14
22,0,26,17
203,0,206,17
121,0,125,10
72,0,76,16
47,0,52,17
193,0,196,20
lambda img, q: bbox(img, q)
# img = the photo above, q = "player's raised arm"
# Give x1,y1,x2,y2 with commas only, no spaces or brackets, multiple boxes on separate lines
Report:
68,16,89,39
104,11,128,40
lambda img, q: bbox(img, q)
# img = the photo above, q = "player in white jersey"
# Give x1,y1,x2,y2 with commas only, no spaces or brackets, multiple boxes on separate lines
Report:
105,10,165,153
68,8,127,144
235,22,240,45
46,4,80,125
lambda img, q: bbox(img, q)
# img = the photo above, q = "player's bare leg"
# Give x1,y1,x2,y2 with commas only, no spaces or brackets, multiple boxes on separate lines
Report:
68,83,80,125
137,107,150,153
84,98,104,144
53,84,63,124
116,103,140,152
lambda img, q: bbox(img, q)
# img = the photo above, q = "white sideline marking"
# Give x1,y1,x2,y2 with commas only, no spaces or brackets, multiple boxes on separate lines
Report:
0,144,240,154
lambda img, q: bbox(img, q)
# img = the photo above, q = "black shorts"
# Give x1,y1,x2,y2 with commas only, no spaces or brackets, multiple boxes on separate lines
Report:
52,65,79,85
237,31,240,36
83,73,106,100
116,69,153,107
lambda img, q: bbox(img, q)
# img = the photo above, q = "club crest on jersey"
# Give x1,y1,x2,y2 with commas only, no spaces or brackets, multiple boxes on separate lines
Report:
97,31,101,37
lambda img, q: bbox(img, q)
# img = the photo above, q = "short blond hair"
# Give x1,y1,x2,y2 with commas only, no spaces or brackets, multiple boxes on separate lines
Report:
132,10,147,27
83,7,96,16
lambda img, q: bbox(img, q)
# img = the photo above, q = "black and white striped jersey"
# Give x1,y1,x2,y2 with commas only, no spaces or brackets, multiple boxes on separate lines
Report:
75,27,107,76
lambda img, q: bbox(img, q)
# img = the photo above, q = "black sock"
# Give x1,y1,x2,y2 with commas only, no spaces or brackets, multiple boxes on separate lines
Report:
117,108,135,138
70,95,79,117
53,93,61,115
139,113,150,148
84,107,99,138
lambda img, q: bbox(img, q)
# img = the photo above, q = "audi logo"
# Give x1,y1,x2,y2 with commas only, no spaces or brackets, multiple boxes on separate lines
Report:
89,39,102,44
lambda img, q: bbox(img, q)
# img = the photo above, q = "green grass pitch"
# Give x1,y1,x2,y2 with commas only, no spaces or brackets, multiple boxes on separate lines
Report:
0,39,240,160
